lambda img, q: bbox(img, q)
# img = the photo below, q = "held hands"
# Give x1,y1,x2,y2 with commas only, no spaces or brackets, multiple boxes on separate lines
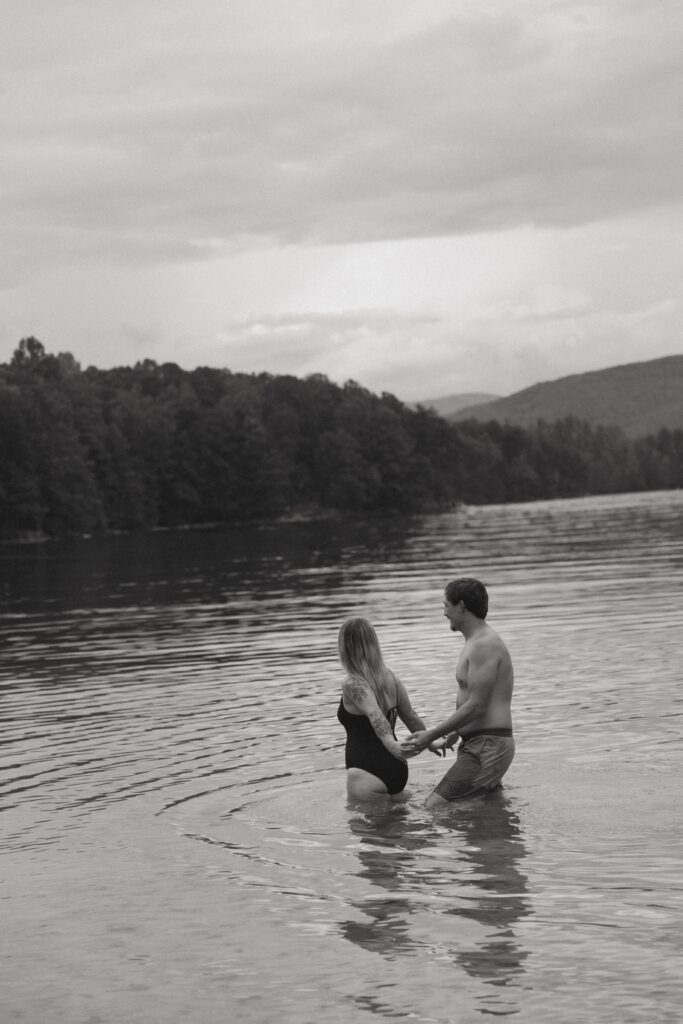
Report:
401,730,442,758
400,731,458,758
401,730,430,757
427,733,458,757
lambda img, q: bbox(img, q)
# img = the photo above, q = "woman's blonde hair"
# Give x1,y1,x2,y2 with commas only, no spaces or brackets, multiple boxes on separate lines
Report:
338,617,393,696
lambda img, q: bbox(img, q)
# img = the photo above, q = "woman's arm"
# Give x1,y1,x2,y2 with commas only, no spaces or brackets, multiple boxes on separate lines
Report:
395,678,446,757
395,677,427,733
342,678,406,761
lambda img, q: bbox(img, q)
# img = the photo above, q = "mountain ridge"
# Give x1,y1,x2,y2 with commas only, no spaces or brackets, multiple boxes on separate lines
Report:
444,355,683,438
417,391,501,416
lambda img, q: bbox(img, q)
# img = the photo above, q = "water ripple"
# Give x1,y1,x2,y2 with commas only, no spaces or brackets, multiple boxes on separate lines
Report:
2,490,683,1023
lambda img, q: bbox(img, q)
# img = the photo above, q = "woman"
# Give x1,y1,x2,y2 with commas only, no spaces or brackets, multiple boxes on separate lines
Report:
337,617,427,801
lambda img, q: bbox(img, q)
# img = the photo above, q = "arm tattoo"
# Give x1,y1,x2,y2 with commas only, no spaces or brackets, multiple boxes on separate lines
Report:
344,678,391,739
367,707,392,738
345,679,368,704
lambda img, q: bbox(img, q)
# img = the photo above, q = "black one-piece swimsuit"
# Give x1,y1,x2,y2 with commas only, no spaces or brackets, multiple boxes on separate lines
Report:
337,699,408,795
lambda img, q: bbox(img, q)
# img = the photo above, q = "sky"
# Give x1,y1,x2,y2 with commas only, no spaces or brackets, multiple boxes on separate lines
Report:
1,0,681,402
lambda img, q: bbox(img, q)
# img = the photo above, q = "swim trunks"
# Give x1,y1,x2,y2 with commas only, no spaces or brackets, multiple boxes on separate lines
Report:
432,729,514,801
337,699,408,795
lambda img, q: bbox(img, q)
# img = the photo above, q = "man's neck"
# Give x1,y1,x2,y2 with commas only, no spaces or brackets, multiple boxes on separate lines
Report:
460,616,488,641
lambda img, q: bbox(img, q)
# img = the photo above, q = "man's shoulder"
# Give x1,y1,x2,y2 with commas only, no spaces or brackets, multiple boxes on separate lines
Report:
472,625,508,657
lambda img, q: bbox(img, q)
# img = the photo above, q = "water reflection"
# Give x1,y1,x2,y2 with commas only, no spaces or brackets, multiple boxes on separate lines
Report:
341,805,417,958
0,515,421,615
342,793,530,1015
444,793,530,1014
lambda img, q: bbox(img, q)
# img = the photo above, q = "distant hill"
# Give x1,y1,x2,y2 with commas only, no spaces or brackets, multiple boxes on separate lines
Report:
448,355,683,438
418,392,501,417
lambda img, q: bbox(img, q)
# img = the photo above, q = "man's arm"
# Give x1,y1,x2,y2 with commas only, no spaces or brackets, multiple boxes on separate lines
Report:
403,647,501,751
342,679,406,761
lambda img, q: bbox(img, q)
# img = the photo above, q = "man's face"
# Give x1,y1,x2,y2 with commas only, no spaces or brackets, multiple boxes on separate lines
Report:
443,598,463,631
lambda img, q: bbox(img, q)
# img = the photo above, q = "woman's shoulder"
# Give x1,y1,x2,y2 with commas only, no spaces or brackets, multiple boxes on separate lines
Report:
341,675,370,701
385,668,402,691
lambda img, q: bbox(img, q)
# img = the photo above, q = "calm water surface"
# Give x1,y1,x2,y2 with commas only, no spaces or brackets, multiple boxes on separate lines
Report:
2,490,682,1023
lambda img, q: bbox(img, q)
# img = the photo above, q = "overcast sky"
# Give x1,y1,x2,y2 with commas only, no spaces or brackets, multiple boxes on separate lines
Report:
1,0,681,401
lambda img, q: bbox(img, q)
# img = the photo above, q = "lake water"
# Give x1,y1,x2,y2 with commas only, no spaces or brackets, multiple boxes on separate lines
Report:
2,490,682,1023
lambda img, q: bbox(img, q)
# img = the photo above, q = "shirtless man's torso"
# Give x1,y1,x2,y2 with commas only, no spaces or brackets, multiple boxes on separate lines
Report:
403,578,515,808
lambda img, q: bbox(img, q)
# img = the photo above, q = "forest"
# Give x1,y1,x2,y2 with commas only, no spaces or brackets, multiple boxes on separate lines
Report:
1,337,682,539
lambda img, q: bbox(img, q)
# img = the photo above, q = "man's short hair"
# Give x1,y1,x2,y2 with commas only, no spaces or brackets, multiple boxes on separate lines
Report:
444,578,488,619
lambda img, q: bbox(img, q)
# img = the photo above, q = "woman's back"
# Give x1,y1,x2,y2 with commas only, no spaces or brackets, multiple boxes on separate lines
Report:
340,670,399,721
337,689,407,796
336,617,417,800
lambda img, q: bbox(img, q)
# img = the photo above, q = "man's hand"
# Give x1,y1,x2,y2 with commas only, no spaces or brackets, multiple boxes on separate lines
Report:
427,733,458,757
401,729,432,757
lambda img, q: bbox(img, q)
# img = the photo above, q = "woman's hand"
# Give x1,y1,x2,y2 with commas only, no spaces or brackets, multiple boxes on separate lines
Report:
386,737,408,762
402,729,431,755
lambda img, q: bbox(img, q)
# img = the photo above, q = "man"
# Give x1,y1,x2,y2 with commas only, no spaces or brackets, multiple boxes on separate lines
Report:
403,578,514,809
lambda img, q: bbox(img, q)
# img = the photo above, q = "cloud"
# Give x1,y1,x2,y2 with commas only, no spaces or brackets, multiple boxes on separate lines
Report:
194,291,679,402
201,309,442,387
1,2,680,400
1,0,681,278
447,291,682,396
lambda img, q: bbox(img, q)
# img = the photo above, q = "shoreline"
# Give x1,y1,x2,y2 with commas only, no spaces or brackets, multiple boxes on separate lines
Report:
1,501,459,546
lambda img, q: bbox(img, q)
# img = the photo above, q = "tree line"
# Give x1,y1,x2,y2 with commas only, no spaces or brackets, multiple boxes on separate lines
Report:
1,337,681,539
